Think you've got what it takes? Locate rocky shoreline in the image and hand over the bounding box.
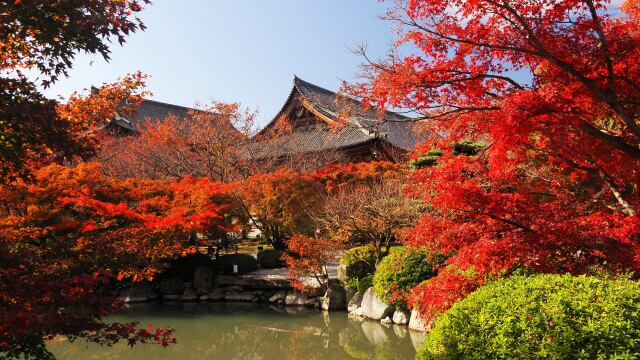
[116,265,429,332]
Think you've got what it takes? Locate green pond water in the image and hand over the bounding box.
[48,302,424,360]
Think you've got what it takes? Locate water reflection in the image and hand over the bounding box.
[48,302,424,360]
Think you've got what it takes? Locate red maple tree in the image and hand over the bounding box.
[0,163,234,358]
[350,0,640,321]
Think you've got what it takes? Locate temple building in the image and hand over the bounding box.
[102,97,197,135]
[104,76,419,164]
[252,76,418,163]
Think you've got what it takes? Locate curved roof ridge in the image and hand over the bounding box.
[256,75,414,145]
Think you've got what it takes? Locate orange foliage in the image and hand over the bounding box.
[0,163,234,355]
[99,101,258,181]
[234,168,324,250]
[282,235,338,292]
[313,161,401,191]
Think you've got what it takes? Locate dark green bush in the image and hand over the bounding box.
[339,246,378,288]
[357,275,374,294]
[166,252,215,281]
[410,149,443,169]
[214,253,258,275]
[452,140,485,156]
[417,274,640,360]
[257,249,285,268]
[373,247,438,304]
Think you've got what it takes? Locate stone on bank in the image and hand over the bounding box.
[321,282,346,311]
[359,287,394,320]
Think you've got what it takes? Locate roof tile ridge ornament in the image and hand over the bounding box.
[295,76,367,130]
[113,112,131,124]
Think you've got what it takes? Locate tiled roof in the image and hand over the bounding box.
[248,125,376,159]
[110,99,195,132]
[107,77,421,154]
[259,76,419,150]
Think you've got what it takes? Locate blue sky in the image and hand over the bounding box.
[40,1,397,127]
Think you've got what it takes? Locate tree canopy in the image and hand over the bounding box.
[349,0,640,321]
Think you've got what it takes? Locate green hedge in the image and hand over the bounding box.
[257,249,285,268]
[339,246,378,288]
[417,274,640,360]
[214,253,258,275]
[166,252,215,281]
[373,247,437,304]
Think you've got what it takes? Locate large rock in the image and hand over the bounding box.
[408,308,431,332]
[345,286,357,304]
[321,282,346,311]
[305,297,319,307]
[258,290,275,302]
[226,291,260,302]
[226,285,243,293]
[181,287,198,302]
[158,276,184,295]
[285,291,309,306]
[207,288,225,301]
[118,283,158,303]
[360,287,393,320]
[193,266,214,294]
[347,292,364,312]
[269,289,287,303]
[392,308,410,325]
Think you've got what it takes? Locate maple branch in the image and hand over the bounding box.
[460,209,532,233]
[418,72,525,91]
[556,153,637,216]
[487,0,640,138]
[581,123,640,158]
[584,0,616,97]
[596,168,636,216]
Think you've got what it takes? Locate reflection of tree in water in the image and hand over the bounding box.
[339,317,418,360]
[48,303,418,359]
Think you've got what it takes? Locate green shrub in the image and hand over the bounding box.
[166,252,215,281]
[373,247,438,304]
[214,253,258,275]
[417,274,640,360]
[410,149,443,169]
[452,140,485,156]
[339,246,378,288]
[257,249,285,268]
[357,275,374,294]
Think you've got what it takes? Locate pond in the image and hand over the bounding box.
[48,303,425,360]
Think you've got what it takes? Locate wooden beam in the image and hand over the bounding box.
[301,98,337,126]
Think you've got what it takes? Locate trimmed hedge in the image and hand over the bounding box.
[214,253,258,275]
[417,274,640,360]
[339,246,378,288]
[373,247,437,304]
[257,249,285,268]
[167,252,215,281]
